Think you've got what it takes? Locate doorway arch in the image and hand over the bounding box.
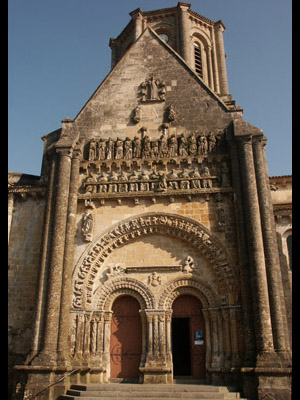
[172,295,206,379]
[110,295,142,380]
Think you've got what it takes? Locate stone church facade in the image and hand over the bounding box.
[8,3,292,400]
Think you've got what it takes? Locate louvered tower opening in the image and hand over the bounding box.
[194,43,203,79]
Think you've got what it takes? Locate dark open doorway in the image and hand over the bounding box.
[172,318,191,376]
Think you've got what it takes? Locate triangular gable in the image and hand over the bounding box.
[74,27,229,123]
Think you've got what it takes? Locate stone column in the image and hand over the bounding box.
[209,309,220,368]
[221,308,232,368]
[214,21,229,95]
[146,313,154,362]
[210,27,220,93]
[57,147,82,364]
[252,136,289,354]
[205,45,214,91]
[202,309,212,370]
[178,3,191,64]
[237,136,274,355]
[103,311,113,380]
[165,310,173,365]
[37,146,73,364]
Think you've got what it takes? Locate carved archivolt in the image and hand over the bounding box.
[72,212,236,310]
[158,277,217,310]
[94,277,156,311]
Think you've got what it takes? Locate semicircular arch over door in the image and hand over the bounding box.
[110,295,142,380]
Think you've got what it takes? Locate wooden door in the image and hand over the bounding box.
[110,295,142,379]
[172,295,206,379]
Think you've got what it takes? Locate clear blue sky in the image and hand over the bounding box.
[8,0,291,177]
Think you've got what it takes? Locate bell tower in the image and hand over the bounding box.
[109,2,232,104]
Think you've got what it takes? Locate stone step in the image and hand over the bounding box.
[57,383,248,400]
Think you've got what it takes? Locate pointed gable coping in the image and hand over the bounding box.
[74,26,230,122]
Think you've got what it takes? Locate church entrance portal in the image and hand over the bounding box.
[110,295,142,380]
[172,295,206,379]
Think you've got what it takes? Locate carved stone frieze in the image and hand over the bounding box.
[80,164,227,197]
[85,130,226,162]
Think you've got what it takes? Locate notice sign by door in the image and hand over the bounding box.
[194,330,204,345]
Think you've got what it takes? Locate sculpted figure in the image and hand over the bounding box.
[201,166,212,188]
[106,138,114,160]
[157,172,167,191]
[178,134,188,156]
[188,132,197,155]
[81,211,93,242]
[148,76,159,99]
[151,139,159,158]
[133,136,141,158]
[167,105,176,121]
[115,138,124,160]
[159,134,169,158]
[168,134,177,157]
[88,139,97,161]
[208,132,216,153]
[124,137,133,159]
[142,135,151,158]
[141,81,147,102]
[133,106,141,123]
[198,133,208,154]
[97,139,106,160]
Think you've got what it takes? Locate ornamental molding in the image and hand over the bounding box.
[72,212,236,310]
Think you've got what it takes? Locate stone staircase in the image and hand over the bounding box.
[58,383,248,400]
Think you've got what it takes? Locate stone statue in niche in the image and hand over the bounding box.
[178,134,188,156]
[123,137,133,159]
[159,134,169,158]
[81,211,93,242]
[188,132,197,155]
[106,138,114,160]
[97,139,106,160]
[168,134,177,157]
[133,136,142,158]
[88,139,97,161]
[198,133,208,154]
[115,138,124,160]
[142,135,151,158]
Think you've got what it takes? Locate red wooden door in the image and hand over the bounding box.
[110,296,142,379]
[172,295,206,379]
